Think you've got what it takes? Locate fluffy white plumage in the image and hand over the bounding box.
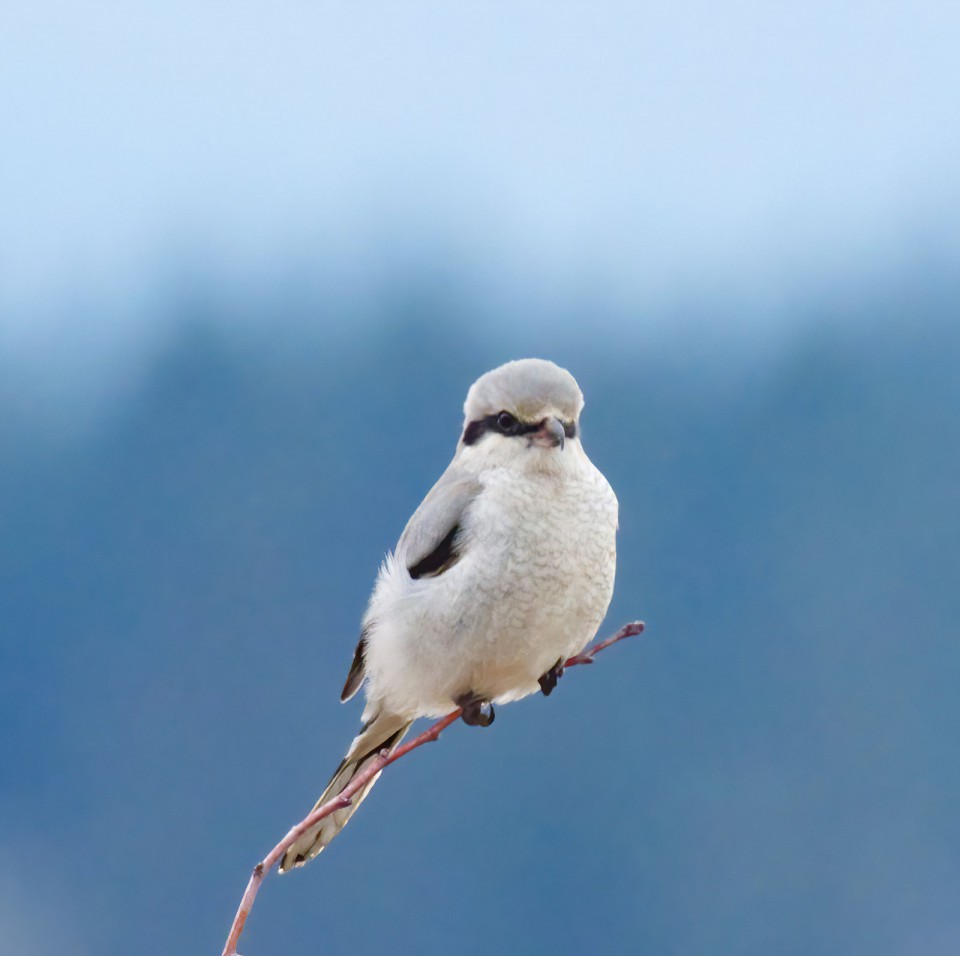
[280,358,618,871]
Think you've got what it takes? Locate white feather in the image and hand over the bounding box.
[282,358,619,869]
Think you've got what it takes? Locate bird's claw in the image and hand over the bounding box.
[538,658,565,696]
[456,692,496,727]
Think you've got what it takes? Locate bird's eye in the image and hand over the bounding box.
[496,411,517,432]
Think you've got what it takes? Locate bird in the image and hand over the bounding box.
[280,358,618,872]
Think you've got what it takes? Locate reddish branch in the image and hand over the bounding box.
[222,620,644,956]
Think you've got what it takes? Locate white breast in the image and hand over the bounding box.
[361,453,618,719]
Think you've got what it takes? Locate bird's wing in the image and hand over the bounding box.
[396,464,481,578]
[340,625,370,701]
[340,464,481,702]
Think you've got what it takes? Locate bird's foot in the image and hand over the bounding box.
[455,692,496,727]
[538,658,565,697]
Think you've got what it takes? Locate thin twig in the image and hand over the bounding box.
[565,619,644,665]
[222,620,644,956]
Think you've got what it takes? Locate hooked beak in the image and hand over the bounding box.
[533,417,565,450]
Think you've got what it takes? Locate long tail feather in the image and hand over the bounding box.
[279,712,412,872]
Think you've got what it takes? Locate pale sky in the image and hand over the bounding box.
[2,0,959,350]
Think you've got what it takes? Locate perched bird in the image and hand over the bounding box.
[280,358,618,871]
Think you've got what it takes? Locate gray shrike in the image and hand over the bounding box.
[280,358,618,871]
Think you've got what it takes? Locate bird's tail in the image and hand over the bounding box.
[279,712,412,872]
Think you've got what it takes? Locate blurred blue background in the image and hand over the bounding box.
[2,3,959,954]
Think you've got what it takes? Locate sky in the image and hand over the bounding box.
[3,7,960,953]
[3,309,958,956]
[2,0,959,358]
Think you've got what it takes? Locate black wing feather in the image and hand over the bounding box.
[341,628,368,701]
[407,523,463,579]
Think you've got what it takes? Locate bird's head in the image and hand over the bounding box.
[457,358,585,474]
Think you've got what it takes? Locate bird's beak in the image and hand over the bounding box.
[533,417,565,450]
